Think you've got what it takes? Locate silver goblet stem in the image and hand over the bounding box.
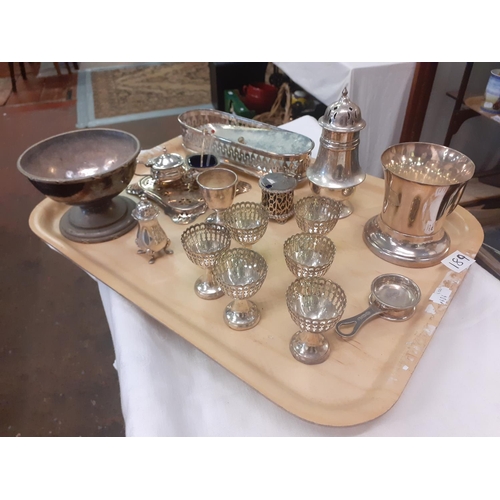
[206,209,226,225]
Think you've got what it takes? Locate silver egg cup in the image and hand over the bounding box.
[283,233,336,278]
[213,248,268,331]
[223,201,269,249]
[295,196,341,235]
[181,223,231,300]
[286,277,347,365]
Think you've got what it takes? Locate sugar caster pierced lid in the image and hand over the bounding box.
[307,87,366,191]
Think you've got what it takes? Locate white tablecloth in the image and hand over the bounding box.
[96,117,500,437]
[274,62,416,178]
[98,263,500,437]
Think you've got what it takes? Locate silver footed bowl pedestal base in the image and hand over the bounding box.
[59,196,137,243]
[289,330,330,365]
[363,215,451,268]
[223,299,261,331]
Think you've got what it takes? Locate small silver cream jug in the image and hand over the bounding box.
[131,195,172,264]
[307,87,366,218]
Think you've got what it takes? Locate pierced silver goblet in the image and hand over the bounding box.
[213,248,268,330]
[286,277,347,365]
[295,196,341,235]
[196,167,238,224]
[181,223,231,300]
[283,233,336,278]
[222,201,269,249]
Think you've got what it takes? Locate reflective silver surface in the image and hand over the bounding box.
[363,142,475,267]
[309,184,355,219]
[17,128,141,243]
[18,128,140,186]
[181,223,231,300]
[179,109,314,180]
[259,172,297,224]
[127,173,251,226]
[283,233,336,278]
[294,196,341,235]
[140,148,185,186]
[132,195,172,264]
[335,274,421,339]
[213,248,268,330]
[307,88,366,191]
[127,182,206,225]
[286,277,347,365]
[223,202,269,248]
[205,124,314,155]
[197,168,238,224]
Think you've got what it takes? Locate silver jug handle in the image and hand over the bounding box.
[335,306,382,339]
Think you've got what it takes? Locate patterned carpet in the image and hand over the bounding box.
[90,62,211,119]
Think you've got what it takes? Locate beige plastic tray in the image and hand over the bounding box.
[29,136,484,427]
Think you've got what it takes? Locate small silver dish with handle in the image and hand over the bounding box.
[335,274,421,340]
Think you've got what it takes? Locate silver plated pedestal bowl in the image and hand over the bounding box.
[17,128,141,243]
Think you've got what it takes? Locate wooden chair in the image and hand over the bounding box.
[8,62,80,92]
[8,62,27,93]
[53,63,79,76]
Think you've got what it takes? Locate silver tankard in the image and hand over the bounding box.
[363,142,475,267]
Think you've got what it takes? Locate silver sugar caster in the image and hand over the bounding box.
[306,87,366,218]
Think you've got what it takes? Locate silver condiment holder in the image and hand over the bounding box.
[306,87,366,218]
[139,147,185,188]
[131,195,172,264]
[259,172,297,224]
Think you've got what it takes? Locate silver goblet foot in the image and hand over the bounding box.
[195,269,224,300]
[328,187,355,219]
[290,330,330,365]
[224,298,261,330]
[205,210,225,225]
[336,200,353,218]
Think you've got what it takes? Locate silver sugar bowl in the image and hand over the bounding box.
[132,195,172,264]
[141,148,185,187]
[307,87,366,218]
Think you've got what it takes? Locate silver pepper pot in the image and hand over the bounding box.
[306,87,366,218]
[131,195,173,264]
